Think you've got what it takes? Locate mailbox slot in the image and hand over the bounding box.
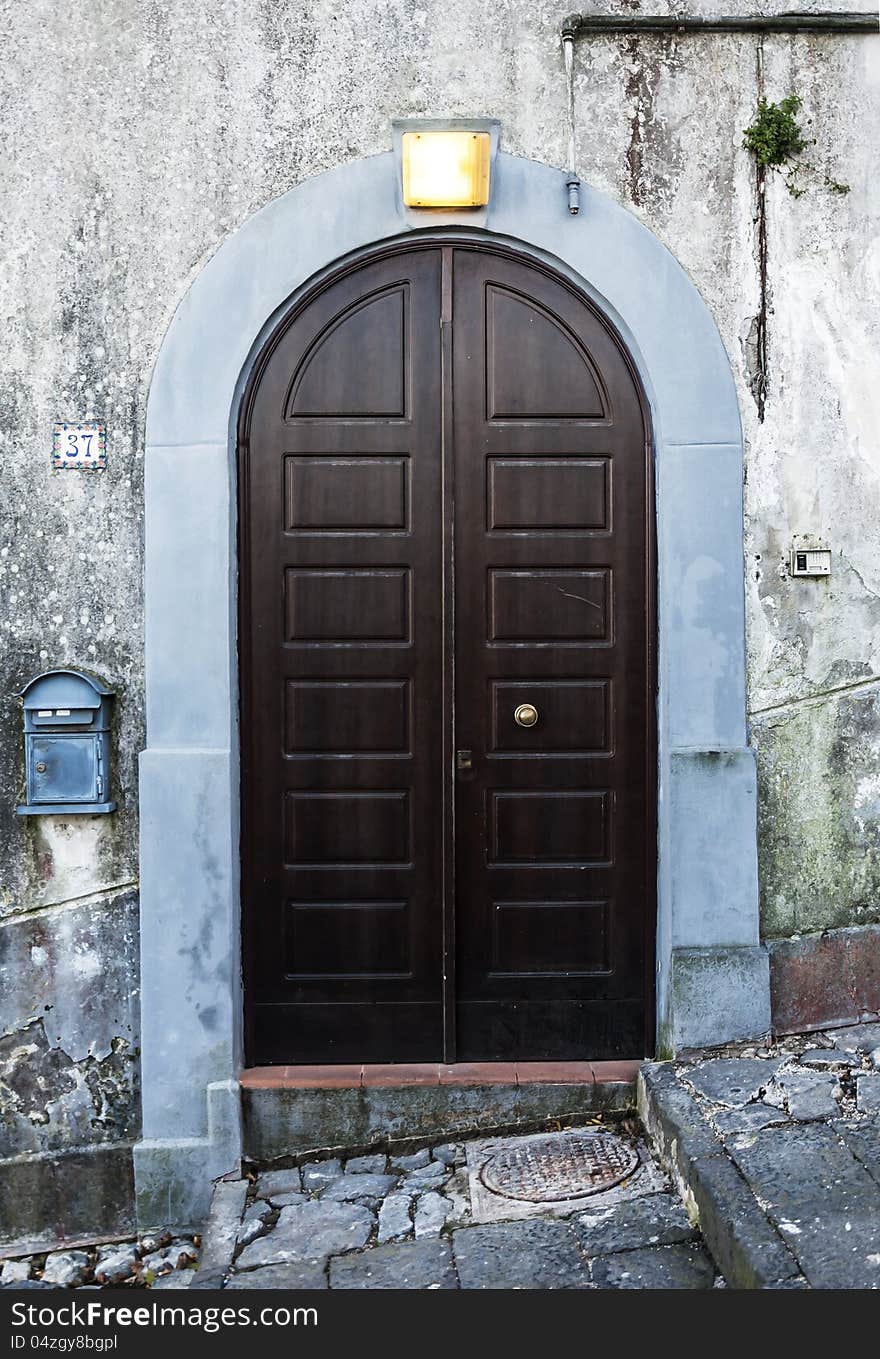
[31,708,96,727]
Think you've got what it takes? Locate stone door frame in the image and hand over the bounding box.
[135,150,768,1228]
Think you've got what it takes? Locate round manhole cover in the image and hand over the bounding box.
[479,1130,640,1203]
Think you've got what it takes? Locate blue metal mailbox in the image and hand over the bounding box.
[16,669,116,815]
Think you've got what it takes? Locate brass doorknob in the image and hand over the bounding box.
[514,703,539,728]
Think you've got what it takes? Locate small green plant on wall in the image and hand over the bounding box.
[743,94,808,195]
[743,94,849,198]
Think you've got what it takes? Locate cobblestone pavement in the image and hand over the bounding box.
[5,1023,878,1290]
[0,1233,200,1289]
[644,1022,880,1290]
[220,1119,720,1290]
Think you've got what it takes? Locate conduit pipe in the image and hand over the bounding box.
[559,10,879,213]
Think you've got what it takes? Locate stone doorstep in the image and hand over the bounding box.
[241,1065,640,1164]
[240,1061,642,1089]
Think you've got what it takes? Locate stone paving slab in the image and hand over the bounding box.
[190,1178,248,1288]
[235,1201,373,1270]
[255,1168,301,1199]
[590,1244,716,1290]
[329,1239,457,1289]
[322,1173,398,1203]
[377,1191,413,1243]
[266,1191,306,1209]
[838,1118,880,1189]
[800,1048,860,1069]
[771,1070,841,1120]
[684,1058,785,1108]
[345,1155,388,1175]
[225,1261,328,1289]
[413,1192,453,1237]
[451,1219,592,1290]
[300,1160,342,1193]
[684,1149,800,1289]
[638,1063,720,1177]
[856,1073,880,1113]
[829,1023,880,1054]
[573,1192,697,1255]
[711,1105,789,1136]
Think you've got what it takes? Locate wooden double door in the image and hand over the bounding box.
[240,240,653,1065]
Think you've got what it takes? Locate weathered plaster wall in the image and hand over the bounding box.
[747,35,880,953]
[0,0,878,1239]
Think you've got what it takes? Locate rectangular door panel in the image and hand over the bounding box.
[490,680,610,755]
[284,568,411,643]
[487,457,610,532]
[489,790,611,865]
[284,791,411,865]
[284,680,410,756]
[285,900,411,977]
[454,1002,646,1063]
[490,900,611,976]
[284,456,409,532]
[488,569,610,643]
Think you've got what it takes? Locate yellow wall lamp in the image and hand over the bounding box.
[393,118,500,217]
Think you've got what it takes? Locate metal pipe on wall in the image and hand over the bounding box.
[558,10,879,214]
[562,31,581,214]
[562,11,880,38]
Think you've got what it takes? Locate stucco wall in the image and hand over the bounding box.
[1,0,878,1243]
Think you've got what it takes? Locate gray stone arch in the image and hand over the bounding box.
[135,149,768,1227]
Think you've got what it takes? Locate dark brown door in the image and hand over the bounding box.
[240,241,653,1065]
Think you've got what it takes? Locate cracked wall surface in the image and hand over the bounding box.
[0,0,878,1236]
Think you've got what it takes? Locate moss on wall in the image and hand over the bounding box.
[753,686,880,938]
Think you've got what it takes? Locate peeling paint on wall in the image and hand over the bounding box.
[0,890,139,1161]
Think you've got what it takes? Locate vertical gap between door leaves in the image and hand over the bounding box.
[440,245,457,1063]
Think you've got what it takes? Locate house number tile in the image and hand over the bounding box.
[52,421,107,471]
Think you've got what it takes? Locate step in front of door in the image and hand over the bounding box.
[241,1061,640,1162]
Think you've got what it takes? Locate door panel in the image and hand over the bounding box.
[451,248,650,1059]
[485,286,608,419]
[283,457,409,532]
[241,241,653,1066]
[487,457,610,531]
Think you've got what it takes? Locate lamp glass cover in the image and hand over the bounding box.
[401,131,491,208]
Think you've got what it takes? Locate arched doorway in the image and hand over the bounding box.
[135,149,766,1229]
[239,239,654,1065]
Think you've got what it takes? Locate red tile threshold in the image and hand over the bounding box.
[240,1060,642,1089]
